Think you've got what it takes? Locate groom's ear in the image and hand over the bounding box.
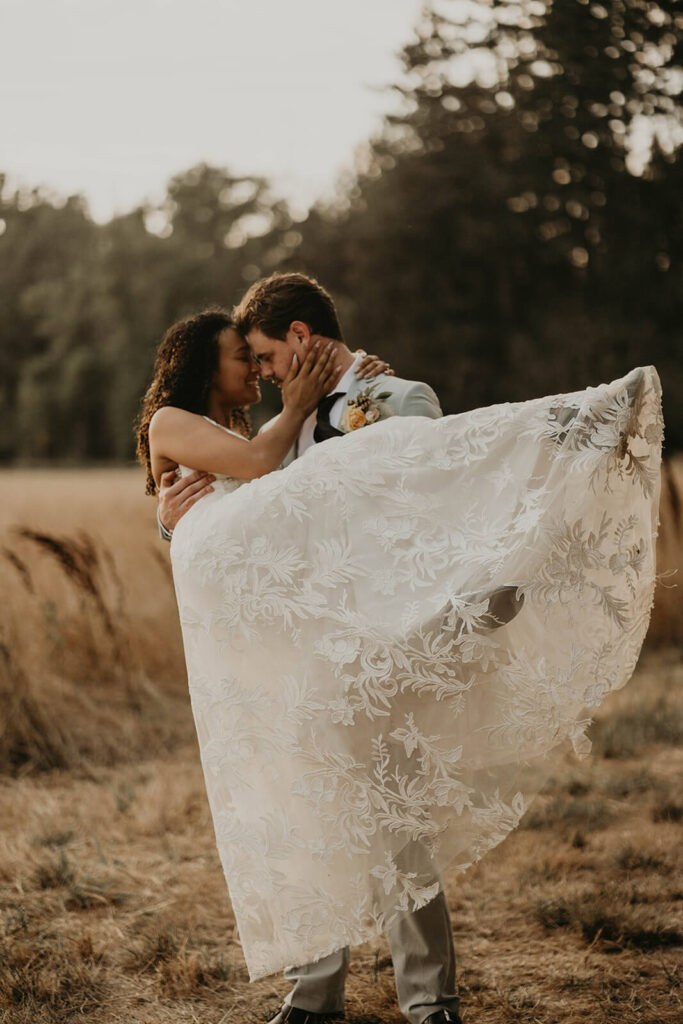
[288,321,312,351]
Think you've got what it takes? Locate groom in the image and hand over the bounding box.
[157,273,462,1024]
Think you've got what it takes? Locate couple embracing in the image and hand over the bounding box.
[136,272,662,1024]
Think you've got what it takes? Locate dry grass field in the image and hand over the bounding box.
[1,462,682,1024]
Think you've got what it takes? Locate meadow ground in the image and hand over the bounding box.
[0,464,681,1024]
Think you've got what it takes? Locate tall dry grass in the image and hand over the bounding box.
[0,468,190,775]
[0,459,681,777]
[650,456,683,644]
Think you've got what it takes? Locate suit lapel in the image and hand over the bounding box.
[342,376,365,411]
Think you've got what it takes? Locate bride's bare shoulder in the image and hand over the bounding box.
[149,406,198,436]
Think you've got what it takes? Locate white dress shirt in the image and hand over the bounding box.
[296,353,362,456]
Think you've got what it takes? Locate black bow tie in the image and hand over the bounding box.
[313,392,345,443]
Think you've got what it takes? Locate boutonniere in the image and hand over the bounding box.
[340,383,392,433]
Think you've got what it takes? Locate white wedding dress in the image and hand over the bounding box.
[170,366,662,981]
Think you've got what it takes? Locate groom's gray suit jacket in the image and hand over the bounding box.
[262,372,442,466]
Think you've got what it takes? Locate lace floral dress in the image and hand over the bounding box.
[170,366,663,980]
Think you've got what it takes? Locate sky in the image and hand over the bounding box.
[1,0,424,221]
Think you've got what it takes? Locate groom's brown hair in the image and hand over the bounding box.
[234,272,344,341]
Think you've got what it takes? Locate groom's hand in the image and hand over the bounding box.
[158,469,215,533]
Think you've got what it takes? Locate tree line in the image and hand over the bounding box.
[1,0,681,462]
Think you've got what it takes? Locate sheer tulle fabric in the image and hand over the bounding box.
[170,366,662,980]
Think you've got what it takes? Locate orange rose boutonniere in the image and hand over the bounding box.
[339,384,392,433]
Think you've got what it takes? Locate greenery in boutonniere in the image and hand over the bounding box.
[340,383,392,432]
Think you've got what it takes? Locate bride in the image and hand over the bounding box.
[136,297,663,990]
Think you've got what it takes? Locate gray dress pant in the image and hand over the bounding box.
[283,883,460,1024]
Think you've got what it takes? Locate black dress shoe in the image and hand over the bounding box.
[266,1005,345,1024]
[422,1011,462,1024]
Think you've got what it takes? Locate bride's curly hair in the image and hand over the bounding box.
[135,308,252,496]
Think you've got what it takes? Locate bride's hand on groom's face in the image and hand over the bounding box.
[282,340,341,418]
[158,469,215,532]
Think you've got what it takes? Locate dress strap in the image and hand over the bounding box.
[202,415,247,440]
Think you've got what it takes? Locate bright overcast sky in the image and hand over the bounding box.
[2,0,423,221]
